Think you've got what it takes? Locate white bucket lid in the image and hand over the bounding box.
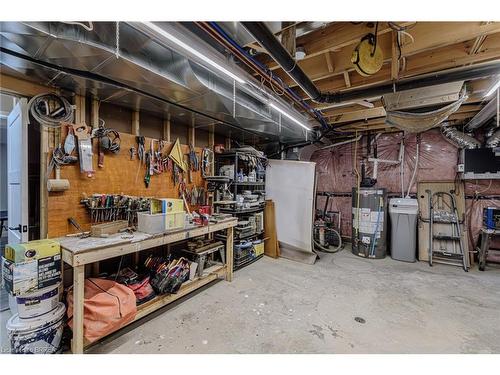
[6,302,66,334]
[13,281,61,300]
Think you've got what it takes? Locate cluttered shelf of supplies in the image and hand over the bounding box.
[56,216,236,352]
[211,148,268,270]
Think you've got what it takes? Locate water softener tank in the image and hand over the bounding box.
[351,187,387,259]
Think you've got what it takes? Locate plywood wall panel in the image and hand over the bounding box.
[47,130,206,237]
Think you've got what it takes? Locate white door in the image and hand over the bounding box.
[7,98,29,244]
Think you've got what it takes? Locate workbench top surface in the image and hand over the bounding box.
[56,218,237,254]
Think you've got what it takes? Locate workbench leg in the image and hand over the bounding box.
[225,227,233,281]
[71,265,85,354]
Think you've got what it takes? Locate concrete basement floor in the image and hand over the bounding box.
[2,247,500,354]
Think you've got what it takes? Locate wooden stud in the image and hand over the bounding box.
[189,115,196,146]
[225,137,231,150]
[163,113,171,142]
[74,95,86,125]
[71,265,85,354]
[325,52,334,73]
[208,124,215,148]
[132,110,140,136]
[39,127,49,239]
[281,22,296,57]
[90,97,100,129]
[225,226,234,282]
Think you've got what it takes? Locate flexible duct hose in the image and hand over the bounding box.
[441,126,481,149]
[486,128,500,148]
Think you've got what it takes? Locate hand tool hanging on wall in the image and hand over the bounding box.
[201,147,214,178]
[64,126,76,156]
[81,194,150,225]
[94,121,121,168]
[136,136,145,163]
[144,152,152,188]
[129,147,136,160]
[70,123,94,177]
[47,144,77,192]
[188,144,199,171]
[67,217,90,238]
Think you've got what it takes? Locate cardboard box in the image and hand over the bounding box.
[3,239,60,263]
[2,239,61,295]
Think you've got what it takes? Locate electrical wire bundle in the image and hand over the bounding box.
[28,93,74,128]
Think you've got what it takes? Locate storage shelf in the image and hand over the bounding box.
[216,231,264,241]
[218,206,265,214]
[83,265,226,350]
[233,181,265,186]
[234,253,264,271]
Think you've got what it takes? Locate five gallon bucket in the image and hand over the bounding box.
[7,302,66,354]
[8,282,61,319]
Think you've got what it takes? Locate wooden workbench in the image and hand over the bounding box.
[57,218,237,354]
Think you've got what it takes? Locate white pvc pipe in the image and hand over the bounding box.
[406,141,419,198]
[319,135,362,150]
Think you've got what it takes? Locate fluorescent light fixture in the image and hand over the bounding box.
[269,102,310,131]
[142,22,245,84]
[485,77,500,97]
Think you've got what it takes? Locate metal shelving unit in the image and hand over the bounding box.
[214,150,267,270]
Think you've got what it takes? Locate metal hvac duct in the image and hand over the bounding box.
[464,97,498,131]
[241,22,500,104]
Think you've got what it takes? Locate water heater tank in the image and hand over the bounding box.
[352,187,387,259]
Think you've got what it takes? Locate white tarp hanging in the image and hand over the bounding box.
[265,160,317,262]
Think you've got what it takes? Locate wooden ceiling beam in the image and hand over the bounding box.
[327,106,387,124]
[272,23,500,90]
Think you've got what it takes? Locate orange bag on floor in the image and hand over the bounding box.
[67,278,137,343]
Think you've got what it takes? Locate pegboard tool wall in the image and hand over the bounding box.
[47,131,208,238]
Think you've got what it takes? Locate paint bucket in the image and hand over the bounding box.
[6,302,66,354]
[9,282,61,319]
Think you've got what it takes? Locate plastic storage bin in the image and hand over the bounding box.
[137,212,166,234]
[165,211,185,230]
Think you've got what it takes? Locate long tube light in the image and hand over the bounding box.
[142,22,245,84]
[485,77,500,97]
[269,102,310,131]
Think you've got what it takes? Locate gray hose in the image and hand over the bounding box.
[28,93,74,128]
[313,228,343,253]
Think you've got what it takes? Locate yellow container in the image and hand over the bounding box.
[4,239,60,263]
[253,241,264,257]
[150,198,185,214]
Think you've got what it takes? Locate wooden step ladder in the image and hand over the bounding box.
[426,190,469,272]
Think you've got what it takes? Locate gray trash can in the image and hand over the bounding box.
[389,198,418,262]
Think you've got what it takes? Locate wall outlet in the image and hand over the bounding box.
[457,164,464,172]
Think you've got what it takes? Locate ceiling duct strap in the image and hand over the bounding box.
[385,92,467,133]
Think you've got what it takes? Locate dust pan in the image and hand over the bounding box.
[168,138,187,171]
